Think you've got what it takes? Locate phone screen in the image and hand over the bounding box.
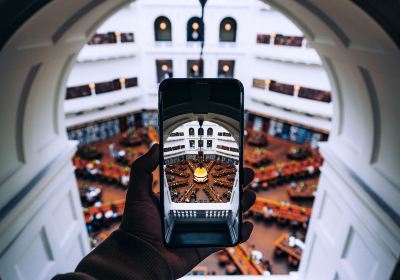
[159,78,243,247]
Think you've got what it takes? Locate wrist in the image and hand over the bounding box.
[76,229,173,280]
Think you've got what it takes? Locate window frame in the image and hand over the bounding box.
[154,16,172,42]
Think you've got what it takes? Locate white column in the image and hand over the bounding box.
[0,142,90,279]
[299,145,400,280]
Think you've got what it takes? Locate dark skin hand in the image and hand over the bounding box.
[120,143,256,279]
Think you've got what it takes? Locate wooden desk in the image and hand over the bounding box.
[73,157,130,186]
[204,184,222,203]
[187,160,197,172]
[211,168,236,178]
[225,243,267,275]
[251,197,311,225]
[84,200,125,223]
[168,179,189,189]
[205,160,216,172]
[287,182,316,199]
[253,155,323,188]
[274,233,302,266]
[287,146,311,161]
[239,243,266,275]
[165,168,190,178]
[213,179,233,189]
[225,246,259,275]
[116,148,144,166]
[120,131,144,147]
[244,148,272,167]
[179,183,196,203]
[76,146,103,160]
[246,129,268,147]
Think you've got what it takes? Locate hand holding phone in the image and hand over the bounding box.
[120,144,256,278]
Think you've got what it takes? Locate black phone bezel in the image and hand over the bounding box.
[158,78,244,248]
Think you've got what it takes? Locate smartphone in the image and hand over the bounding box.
[159,78,244,247]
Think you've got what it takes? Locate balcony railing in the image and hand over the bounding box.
[66,77,138,100]
[252,78,331,103]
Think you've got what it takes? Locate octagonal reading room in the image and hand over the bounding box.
[1,0,399,280]
[164,121,239,204]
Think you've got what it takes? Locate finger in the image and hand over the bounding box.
[150,192,161,208]
[240,221,254,242]
[243,167,254,188]
[195,246,223,262]
[153,192,160,202]
[171,246,222,279]
[127,143,159,199]
[242,189,256,212]
[130,143,159,175]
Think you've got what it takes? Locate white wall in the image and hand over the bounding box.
[300,144,399,279]
[251,3,303,36]
[67,57,141,86]
[64,0,332,131]
[0,143,90,279]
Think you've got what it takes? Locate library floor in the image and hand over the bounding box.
[199,179,315,275]
[165,159,235,203]
[75,133,319,275]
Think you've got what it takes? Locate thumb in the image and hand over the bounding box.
[126,143,159,200]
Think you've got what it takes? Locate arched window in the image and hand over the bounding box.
[198,127,204,136]
[154,16,172,41]
[189,127,195,136]
[207,127,213,136]
[187,17,203,42]
[187,60,203,78]
[156,59,173,83]
[219,17,237,42]
[218,60,235,78]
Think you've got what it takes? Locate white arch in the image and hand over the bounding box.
[0,0,399,279]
